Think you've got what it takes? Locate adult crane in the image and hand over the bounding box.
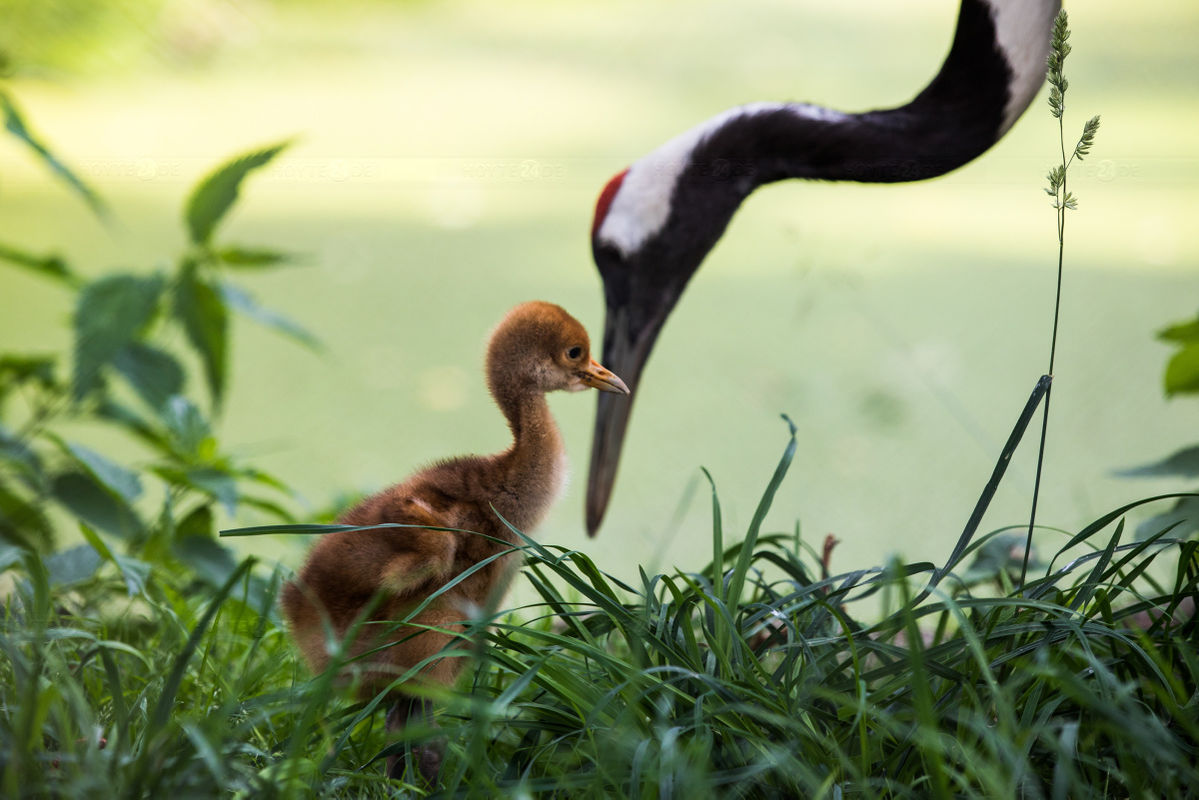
[585,0,1061,535]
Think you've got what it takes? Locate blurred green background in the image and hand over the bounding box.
[2,0,1196,584]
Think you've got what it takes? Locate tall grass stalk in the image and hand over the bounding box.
[1022,10,1102,589]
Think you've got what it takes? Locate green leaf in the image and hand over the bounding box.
[73,274,165,400]
[1117,446,1199,480]
[239,495,295,522]
[0,357,59,421]
[0,425,44,490]
[152,466,238,514]
[0,241,77,286]
[1164,343,1199,396]
[0,355,57,390]
[173,532,240,588]
[0,479,52,549]
[173,263,228,406]
[177,504,214,539]
[112,552,151,596]
[59,440,143,505]
[112,342,185,411]
[0,89,107,219]
[161,395,213,458]
[76,521,116,561]
[958,533,1044,586]
[186,468,238,514]
[241,467,292,494]
[0,543,23,573]
[185,141,290,246]
[216,246,298,269]
[44,543,102,587]
[79,523,150,596]
[1158,315,1199,344]
[94,399,171,454]
[1135,496,1199,541]
[51,472,143,541]
[219,282,320,350]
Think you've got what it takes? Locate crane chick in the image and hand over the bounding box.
[280,301,629,783]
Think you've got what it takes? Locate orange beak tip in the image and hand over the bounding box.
[584,359,631,395]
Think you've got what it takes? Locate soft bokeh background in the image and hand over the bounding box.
[2,0,1196,586]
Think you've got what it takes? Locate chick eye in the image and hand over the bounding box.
[566,346,584,360]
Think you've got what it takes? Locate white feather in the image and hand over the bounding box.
[597,102,802,258]
[986,0,1060,134]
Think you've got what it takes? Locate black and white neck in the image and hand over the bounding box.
[586,0,1061,536]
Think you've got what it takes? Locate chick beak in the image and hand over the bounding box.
[579,359,630,395]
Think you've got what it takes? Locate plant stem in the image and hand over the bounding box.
[1022,12,1075,592]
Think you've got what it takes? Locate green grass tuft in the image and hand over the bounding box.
[4,423,1196,798]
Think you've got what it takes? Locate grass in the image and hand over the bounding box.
[2,418,1196,797]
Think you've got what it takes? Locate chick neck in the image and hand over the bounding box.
[486,364,565,533]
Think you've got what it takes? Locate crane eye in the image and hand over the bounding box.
[566,346,584,360]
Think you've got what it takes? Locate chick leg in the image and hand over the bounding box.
[385,695,443,784]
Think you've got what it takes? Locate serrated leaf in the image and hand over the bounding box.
[1164,344,1199,396]
[219,282,319,350]
[51,472,143,541]
[1116,446,1199,479]
[60,441,143,505]
[0,241,77,286]
[0,90,106,219]
[185,141,290,246]
[174,263,228,406]
[73,274,165,400]
[94,399,171,454]
[216,246,297,269]
[112,342,185,411]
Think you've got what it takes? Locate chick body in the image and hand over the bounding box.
[279,301,628,780]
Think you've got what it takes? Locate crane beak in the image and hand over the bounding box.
[585,301,670,537]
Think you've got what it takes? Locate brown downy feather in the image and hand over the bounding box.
[279,301,628,782]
